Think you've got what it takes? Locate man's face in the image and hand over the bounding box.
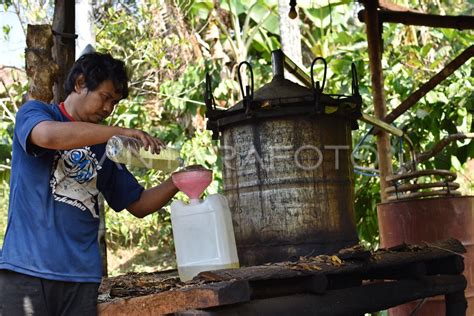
[75,79,122,123]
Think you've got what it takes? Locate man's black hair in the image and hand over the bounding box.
[64,52,129,99]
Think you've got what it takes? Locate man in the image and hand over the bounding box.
[0,52,179,315]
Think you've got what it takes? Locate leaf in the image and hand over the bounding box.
[0,144,11,162]
[456,145,469,164]
[420,44,433,58]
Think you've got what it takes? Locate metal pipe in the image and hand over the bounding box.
[271,50,285,78]
[275,49,312,86]
[359,114,417,171]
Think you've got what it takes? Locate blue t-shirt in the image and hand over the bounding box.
[0,100,144,283]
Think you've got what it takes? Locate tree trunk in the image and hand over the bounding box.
[25,25,58,103]
[278,0,302,82]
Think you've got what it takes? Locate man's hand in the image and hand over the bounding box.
[120,128,165,154]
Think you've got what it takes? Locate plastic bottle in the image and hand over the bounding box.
[105,135,181,172]
[170,194,240,281]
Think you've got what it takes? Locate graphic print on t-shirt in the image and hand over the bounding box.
[50,147,101,218]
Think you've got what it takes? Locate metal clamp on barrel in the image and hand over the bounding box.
[349,63,363,127]
[237,61,254,116]
[351,63,360,98]
[204,73,220,140]
[205,73,217,113]
[310,57,327,114]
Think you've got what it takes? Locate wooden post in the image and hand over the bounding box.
[445,290,468,316]
[363,0,393,202]
[52,0,76,103]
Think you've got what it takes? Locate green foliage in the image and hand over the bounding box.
[0,0,473,268]
[296,0,473,247]
[182,0,279,105]
[0,72,27,246]
[1,0,13,10]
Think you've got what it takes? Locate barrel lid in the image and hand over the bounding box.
[228,76,313,113]
[204,53,363,139]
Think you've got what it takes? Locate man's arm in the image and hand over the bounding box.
[126,178,179,218]
[31,121,180,217]
[30,121,163,153]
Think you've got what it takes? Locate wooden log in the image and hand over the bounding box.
[426,255,464,276]
[99,240,466,315]
[445,290,468,316]
[359,9,474,30]
[97,280,250,316]
[359,261,427,281]
[249,274,328,299]
[177,275,467,316]
[25,24,58,103]
[199,239,465,283]
[367,239,465,270]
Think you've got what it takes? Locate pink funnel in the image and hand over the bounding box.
[172,169,213,200]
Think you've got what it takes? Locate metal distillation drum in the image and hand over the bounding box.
[206,51,362,266]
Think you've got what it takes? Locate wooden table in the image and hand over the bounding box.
[98,239,467,316]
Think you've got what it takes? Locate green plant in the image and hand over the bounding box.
[0,70,28,246]
[0,0,472,268]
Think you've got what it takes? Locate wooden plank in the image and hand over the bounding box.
[359,9,474,30]
[362,0,393,202]
[98,240,465,315]
[177,275,467,316]
[201,239,465,282]
[446,290,469,316]
[383,45,474,126]
[98,280,249,315]
[97,280,250,316]
[249,274,328,299]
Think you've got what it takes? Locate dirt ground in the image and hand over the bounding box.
[106,246,176,276]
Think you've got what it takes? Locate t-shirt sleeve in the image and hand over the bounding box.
[99,161,144,212]
[15,100,56,156]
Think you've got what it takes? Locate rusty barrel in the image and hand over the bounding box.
[377,196,474,316]
[221,114,358,266]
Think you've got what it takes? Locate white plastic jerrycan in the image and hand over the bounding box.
[170,168,239,281]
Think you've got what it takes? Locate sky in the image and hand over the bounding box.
[0,2,95,69]
[0,7,26,68]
